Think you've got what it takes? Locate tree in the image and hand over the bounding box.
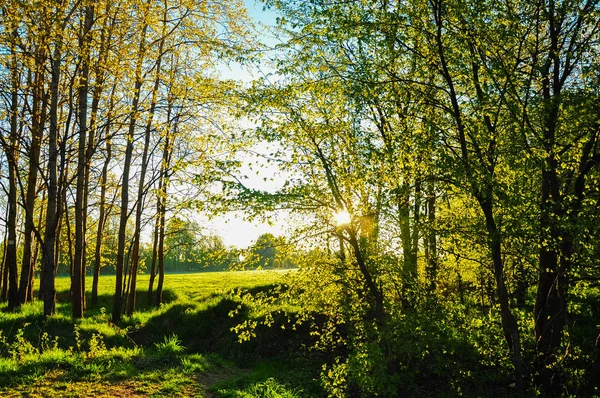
[17,26,46,306]
[517,0,600,387]
[87,0,117,308]
[0,10,21,310]
[126,0,171,316]
[72,0,95,319]
[111,0,149,323]
[248,233,278,269]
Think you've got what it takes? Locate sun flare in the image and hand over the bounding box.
[333,209,351,226]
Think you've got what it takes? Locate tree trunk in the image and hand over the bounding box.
[113,21,148,323]
[5,32,21,310]
[432,0,523,386]
[534,167,567,388]
[29,192,46,302]
[40,39,62,316]
[533,8,571,387]
[91,136,111,306]
[147,201,160,305]
[152,122,172,306]
[85,9,116,306]
[155,121,175,306]
[127,26,166,315]
[411,180,421,268]
[480,198,523,389]
[155,207,166,306]
[72,4,95,319]
[87,1,115,309]
[515,259,527,308]
[398,188,415,282]
[425,179,437,292]
[65,201,74,283]
[347,230,384,324]
[18,62,46,305]
[0,207,8,300]
[1,236,7,301]
[398,186,416,307]
[6,146,19,311]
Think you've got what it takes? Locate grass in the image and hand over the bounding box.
[0,270,322,397]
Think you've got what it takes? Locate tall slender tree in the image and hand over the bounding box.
[113,8,149,322]
[72,2,95,318]
[126,1,170,315]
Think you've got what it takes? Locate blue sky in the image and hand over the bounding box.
[245,0,278,26]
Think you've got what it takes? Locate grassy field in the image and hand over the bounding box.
[0,270,321,397]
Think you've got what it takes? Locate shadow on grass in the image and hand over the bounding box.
[129,299,246,356]
[0,312,74,348]
[53,288,178,317]
[129,294,317,367]
[0,288,176,354]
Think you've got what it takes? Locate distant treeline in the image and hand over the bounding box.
[38,222,297,276]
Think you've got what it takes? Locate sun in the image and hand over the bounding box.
[333,209,351,226]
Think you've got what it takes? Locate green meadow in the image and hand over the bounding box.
[0,271,321,397]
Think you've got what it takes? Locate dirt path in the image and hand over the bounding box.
[1,367,250,398]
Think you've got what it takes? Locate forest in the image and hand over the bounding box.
[1,0,599,396]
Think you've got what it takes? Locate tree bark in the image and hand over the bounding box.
[397,188,415,283]
[1,236,7,301]
[0,206,8,301]
[28,191,46,302]
[534,165,573,388]
[154,112,175,307]
[127,24,166,314]
[5,29,21,310]
[18,56,46,305]
[155,205,166,306]
[153,129,171,307]
[346,228,384,324]
[113,20,148,323]
[73,4,95,318]
[40,39,62,316]
[91,136,112,307]
[480,198,523,389]
[425,179,437,292]
[147,205,160,305]
[5,143,19,311]
[88,1,114,308]
[154,136,172,307]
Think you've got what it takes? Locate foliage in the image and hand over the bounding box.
[219,377,302,398]
[213,0,600,395]
[239,233,299,270]
[154,334,186,357]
